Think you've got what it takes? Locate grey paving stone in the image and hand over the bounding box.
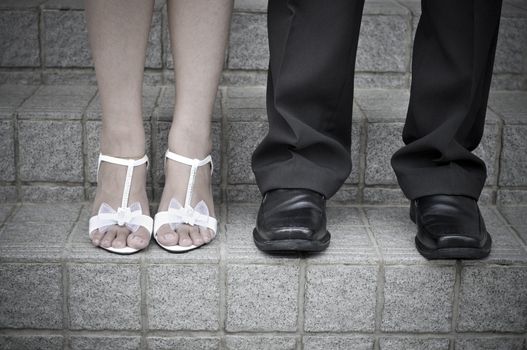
[152,86,176,120]
[304,265,377,332]
[226,184,262,202]
[363,206,414,227]
[499,206,527,227]
[19,184,85,202]
[224,86,266,121]
[326,206,364,226]
[473,123,500,186]
[309,226,378,263]
[69,264,142,330]
[17,85,96,120]
[0,204,14,224]
[379,337,450,350]
[226,264,299,331]
[11,202,82,222]
[146,337,220,350]
[70,336,141,350]
[363,0,410,15]
[491,73,527,90]
[227,203,259,224]
[147,264,220,330]
[0,84,38,118]
[354,72,409,89]
[0,264,63,328]
[43,10,91,67]
[303,336,374,350]
[499,128,524,167]
[0,0,46,8]
[0,120,15,181]
[18,120,83,182]
[510,225,527,245]
[330,186,361,203]
[477,207,527,263]
[0,11,40,67]
[224,336,297,350]
[382,265,455,332]
[234,0,267,12]
[457,266,527,332]
[0,71,41,85]
[494,18,527,74]
[356,15,410,72]
[355,89,410,122]
[0,186,17,202]
[227,121,268,184]
[41,69,97,85]
[347,122,362,184]
[478,187,496,205]
[146,11,163,68]
[85,120,153,183]
[454,337,525,350]
[225,224,300,262]
[371,225,442,264]
[228,13,268,69]
[393,0,421,16]
[498,189,527,205]
[0,335,63,350]
[501,2,527,17]
[363,187,409,205]
[489,91,527,124]
[86,86,161,120]
[153,120,221,185]
[0,221,73,261]
[365,123,405,185]
[41,0,85,9]
[220,70,268,86]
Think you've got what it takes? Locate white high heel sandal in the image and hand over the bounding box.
[153,149,218,253]
[88,153,153,254]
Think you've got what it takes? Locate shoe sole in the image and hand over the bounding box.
[410,202,491,260]
[415,235,492,260]
[252,228,331,253]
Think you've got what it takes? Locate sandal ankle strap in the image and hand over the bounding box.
[164,149,213,209]
[97,153,149,210]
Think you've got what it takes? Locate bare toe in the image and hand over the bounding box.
[199,226,212,243]
[177,225,192,247]
[100,227,117,248]
[189,226,203,246]
[112,227,129,249]
[156,224,179,246]
[91,229,105,246]
[128,227,151,249]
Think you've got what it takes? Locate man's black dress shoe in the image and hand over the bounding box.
[410,195,492,260]
[253,188,330,252]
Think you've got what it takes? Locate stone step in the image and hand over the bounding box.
[1,84,527,205]
[0,0,526,90]
[0,201,526,349]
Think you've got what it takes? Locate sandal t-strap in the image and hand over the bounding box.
[154,149,218,252]
[88,153,153,254]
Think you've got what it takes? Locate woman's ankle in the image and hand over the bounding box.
[100,124,146,157]
[167,127,212,159]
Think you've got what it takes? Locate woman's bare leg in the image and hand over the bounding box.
[156,0,233,247]
[85,0,154,250]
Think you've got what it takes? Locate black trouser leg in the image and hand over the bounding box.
[391,0,503,200]
[251,0,365,198]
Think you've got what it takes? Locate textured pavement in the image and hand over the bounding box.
[0,201,526,349]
